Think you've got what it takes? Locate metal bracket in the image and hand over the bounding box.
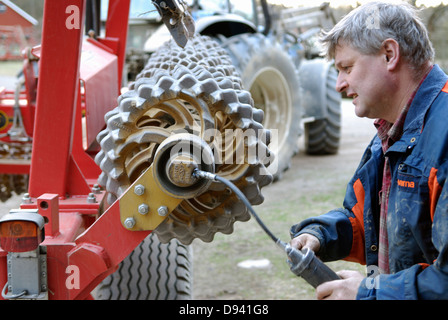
[119,165,183,231]
[119,133,216,231]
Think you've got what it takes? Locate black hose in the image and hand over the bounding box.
[193,169,280,244]
[192,169,340,287]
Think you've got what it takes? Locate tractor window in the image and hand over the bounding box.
[100,0,159,20]
[195,0,255,22]
[228,0,255,22]
[197,0,230,14]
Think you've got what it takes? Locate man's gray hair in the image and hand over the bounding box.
[321,1,434,70]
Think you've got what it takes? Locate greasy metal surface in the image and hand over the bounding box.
[167,155,199,187]
[152,0,195,48]
[95,35,273,244]
[152,133,215,199]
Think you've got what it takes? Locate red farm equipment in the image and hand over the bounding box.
[0,0,142,300]
[0,0,273,300]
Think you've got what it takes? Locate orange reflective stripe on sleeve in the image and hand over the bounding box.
[344,178,367,265]
[442,80,448,93]
[428,167,442,222]
[419,262,430,270]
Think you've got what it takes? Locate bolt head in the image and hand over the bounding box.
[92,184,101,194]
[157,206,169,216]
[138,203,149,215]
[22,193,32,204]
[124,217,136,229]
[87,193,97,203]
[134,184,145,196]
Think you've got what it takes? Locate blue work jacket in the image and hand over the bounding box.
[290,64,448,299]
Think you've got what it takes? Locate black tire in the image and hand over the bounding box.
[303,63,341,155]
[93,234,192,300]
[219,33,302,180]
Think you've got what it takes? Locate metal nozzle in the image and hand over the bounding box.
[192,169,217,181]
[276,239,288,251]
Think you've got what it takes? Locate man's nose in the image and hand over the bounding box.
[335,73,348,93]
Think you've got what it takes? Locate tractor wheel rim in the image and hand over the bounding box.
[249,67,292,153]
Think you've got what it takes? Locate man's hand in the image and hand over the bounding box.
[290,233,321,253]
[316,270,364,300]
[290,234,363,299]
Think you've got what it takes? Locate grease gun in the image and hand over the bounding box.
[193,169,340,289]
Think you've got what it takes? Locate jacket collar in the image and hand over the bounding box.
[385,64,448,155]
[404,64,448,132]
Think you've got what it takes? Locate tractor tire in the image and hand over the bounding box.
[302,61,341,155]
[219,33,302,180]
[93,235,192,300]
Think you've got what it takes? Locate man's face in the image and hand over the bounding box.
[334,43,396,120]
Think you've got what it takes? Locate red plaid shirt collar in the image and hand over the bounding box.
[374,110,407,153]
[374,66,433,151]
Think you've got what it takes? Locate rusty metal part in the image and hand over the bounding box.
[0,74,32,202]
[95,35,273,244]
[0,142,31,202]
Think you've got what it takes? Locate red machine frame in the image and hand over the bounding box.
[0,0,154,299]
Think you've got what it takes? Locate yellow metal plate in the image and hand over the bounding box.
[119,165,183,231]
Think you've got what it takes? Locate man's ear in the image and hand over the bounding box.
[381,38,400,71]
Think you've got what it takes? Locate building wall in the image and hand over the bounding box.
[0,2,34,28]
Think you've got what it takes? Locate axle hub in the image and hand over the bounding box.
[153,133,215,199]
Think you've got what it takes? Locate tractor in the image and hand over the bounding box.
[128,0,342,179]
[0,0,340,300]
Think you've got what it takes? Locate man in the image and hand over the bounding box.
[290,1,448,299]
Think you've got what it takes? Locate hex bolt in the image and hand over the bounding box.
[157,205,169,217]
[22,193,32,204]
[124,217,136,229]
[138,203,149,215]
[134,184,145,196]
[87,193,96,203]
[92,184,101,194]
